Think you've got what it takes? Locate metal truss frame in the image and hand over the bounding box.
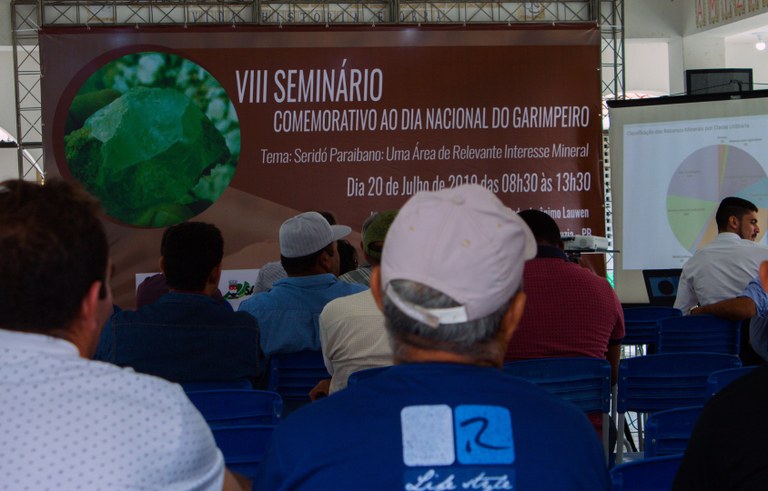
[11,0,623,182]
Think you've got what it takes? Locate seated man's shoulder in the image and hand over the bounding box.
[331,281,368,297]
[323,289,373,312]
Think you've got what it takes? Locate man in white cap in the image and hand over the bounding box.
[238,211,366,357]
[253,185,610,490]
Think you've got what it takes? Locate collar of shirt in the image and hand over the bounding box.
[0,328,79,357]
[535,245,569,261]
[273,273,339,289]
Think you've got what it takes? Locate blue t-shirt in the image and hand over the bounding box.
[238,274,366,356]
[254,363,609,490]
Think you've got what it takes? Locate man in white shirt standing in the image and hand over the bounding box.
[675,196,768,314]
[0,179,248,491]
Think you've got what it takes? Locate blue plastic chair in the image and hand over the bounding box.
[503,358,612,462]
[615,353,741,463]
[185,389,282,427]
[211,425,276,479]
[644,405,702,458]
[610,454,683,491]
[181,379,252,392]
[706,366,757,399]
[657,315,740,355]
[268,350,330,413]
[623,307,682,346]
[347,366,391,385]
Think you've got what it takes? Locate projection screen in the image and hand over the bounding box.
[608,90,768,303]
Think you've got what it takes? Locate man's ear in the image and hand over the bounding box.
[728,215,740,231]
[74,280,104,347]
[159,257,166,275]
[499,290,526,346]
[317,249,332,274]
[760,261,768,291]
[208,263,223,287]
[370,266,384,312]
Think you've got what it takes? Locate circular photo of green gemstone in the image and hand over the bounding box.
[63,52,240,228]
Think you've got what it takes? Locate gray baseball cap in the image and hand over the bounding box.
[380,184,536,327]
[279,211,352,258]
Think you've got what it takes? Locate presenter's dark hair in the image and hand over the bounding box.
[161,221,223,291]
[715,197,758,231]
[0,179,108,332]
[518,209,561,247]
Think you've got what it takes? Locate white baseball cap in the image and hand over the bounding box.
[380,184,537,327]
[279,211,351,258]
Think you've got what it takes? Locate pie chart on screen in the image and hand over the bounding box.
[666,144,768,253]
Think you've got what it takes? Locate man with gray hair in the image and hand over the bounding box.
[254,184,609,490]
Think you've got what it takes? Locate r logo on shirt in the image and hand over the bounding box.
[400,404,515,467]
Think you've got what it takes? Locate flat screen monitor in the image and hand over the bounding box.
[686,68,753,95]
[643,269,682,307]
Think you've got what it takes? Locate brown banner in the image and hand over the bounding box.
[40,25,603,307]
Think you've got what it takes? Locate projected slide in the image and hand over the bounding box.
[623,114,768,270]
[667,145,768,253]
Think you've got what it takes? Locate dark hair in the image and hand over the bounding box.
[0,179,108,332]
[281,242,334,275]
[160,221,223,291]
[518,209,561,246]
[337,239,359,275]
[715,197,758,231]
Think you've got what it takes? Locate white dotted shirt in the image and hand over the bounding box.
[0,328,225,491]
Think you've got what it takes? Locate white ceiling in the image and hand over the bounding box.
[703,11,768,44]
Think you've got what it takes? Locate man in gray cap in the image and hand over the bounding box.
[253,185,610,490]
[238,211,366,357]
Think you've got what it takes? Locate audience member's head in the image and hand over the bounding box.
[254,260,288,293]
[280,211,351,277]
[135,273,169,308]
[160,221,223,292]
[372,184,536,367]
[363,210,398,266]
[715,196,759,238]
[518,209,563,248]
[0,179,110,342]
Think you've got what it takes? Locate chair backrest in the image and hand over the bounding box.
[610,454,683,491]
[347,366,391,386]
[617,353,742,414]
[210,425,276,479]
[706,366,757,399]
[268,350,330,400]
[181,379,253,392]
[644,405,703,458]
[503,357,611,414]
[185,389,283,427]
[623,307,682,345]
[657,315,740,355]
[504,358,613,463]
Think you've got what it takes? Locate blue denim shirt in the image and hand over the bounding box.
[741,276,768,361]
[95,292,262,383]
[238,274,367,357]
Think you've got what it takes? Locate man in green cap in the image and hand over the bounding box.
[338,211,397,287]
[312,210,398,397]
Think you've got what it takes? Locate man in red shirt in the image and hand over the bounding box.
[505,209,624,383]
